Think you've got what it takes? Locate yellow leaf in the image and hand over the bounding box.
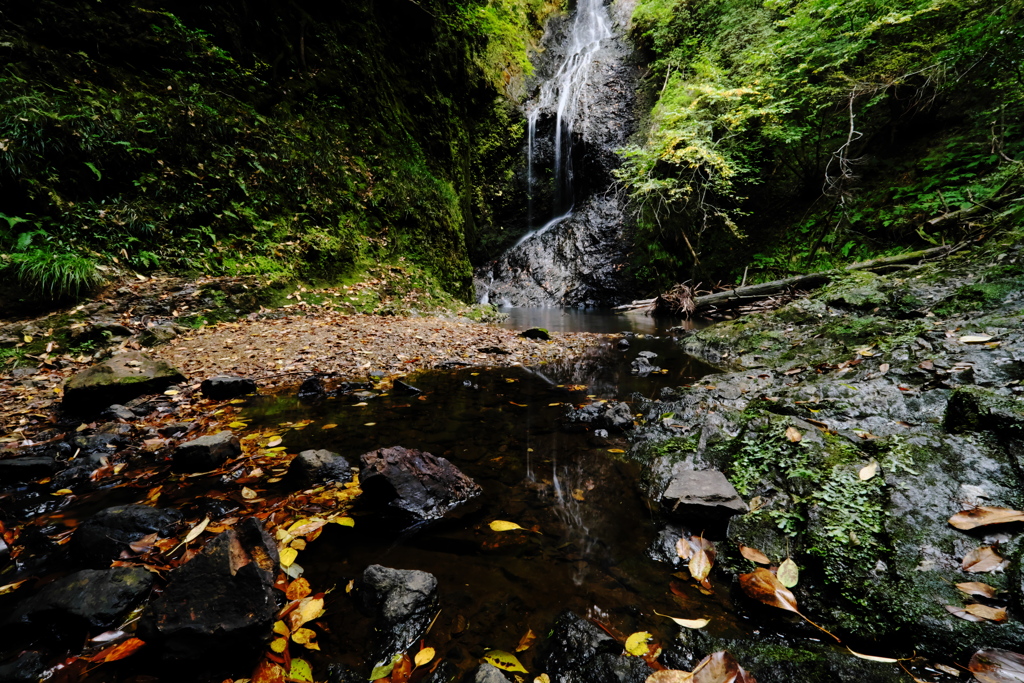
[960,335,993,343]
[280,547,298,568]
[535,676,551,683]
[270,637,288,653]
[483,650,528,673]
[228,421,249,429]
[332,516,355,527]
[241,487,258,500]
[267,437,283,448]
[364,422,376,426]
[858,462,878,481]
[288,596,324,631]
[414,647,436,667]
[52,488,74,496]
[23,334,33,343]
[291,628,317,645]
[322,423,338,430]
[289,658,313,683]
[490,520,526,532]
[516,629,537,652]
[625,632,652,657]
[273,620,290,636]
[654,611,709,629]
[607,448,626,453]
[777,558,799,588]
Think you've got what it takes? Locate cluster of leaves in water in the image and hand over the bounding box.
[617,0,1024,289]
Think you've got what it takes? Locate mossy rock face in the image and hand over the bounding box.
[62,351,185,414]
[819,271,887,309]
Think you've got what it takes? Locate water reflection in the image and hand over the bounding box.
[496,307,707,336]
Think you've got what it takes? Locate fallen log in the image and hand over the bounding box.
[621,243,964,318]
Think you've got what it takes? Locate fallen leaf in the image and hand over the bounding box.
[291,627,320,650]
[859,462,878,481]
[87,638,146,663]
[879,363,890,374]
[675,537,693,560]
[949,506,1024,530]
[289,658,314,682]
[183,516,210,544]
[288,595,325,631]
[267,437,283,448]
[970,649,1024,683]
[946,604,987,622]
[252,657,287,683]
[740,568,799,613]
[516,629,538,652]
[241,487,258,500]
[490,520,531,533]
[956,581,998,599]
[625,632,653,657]
[654,611,710,629]
[279,547,298,568]
[535,675,552,683]
[690,651,756,683]
[963,546,1006,573]
[689,548,713,583]
[965,604,1008,622]
[370,653,403,681]
[738,545,770,565]
[484,650,528,673]
[960,335,994,343]
[646,671,694,683]
[777,558,799,588]
[273,620,289,636]
[414,647,436,667]
[607,448,626,453]
[286,578,312,601]
[0,579,28,596]
[846,647,898,663]
[270,636,288,653]
[785,426,802,442]
[322,423,337,429]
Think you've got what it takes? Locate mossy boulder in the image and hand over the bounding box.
[62,351,185,414]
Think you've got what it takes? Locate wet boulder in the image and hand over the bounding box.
[200,375,258,400]
[62,351,185,414]
[6,567,153,633]
[565,401,634,433]
[171,431,240,473]
[359,446,481,522]
[658,467,748,534]
[0,651,48,683]
[71,504,182,569]
[298,375,327,401]
[287,449,353,488]
[520,327,551,341]
[472,664,511,683]
[138,518,280,660]
[0,454,59,483]
[357,564,439,672]
[538,610,622,683]
[631,351,661,376]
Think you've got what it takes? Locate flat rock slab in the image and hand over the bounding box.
[62,351,185,413]
[7,567,153,632]
[661,468,748,523]
[287,449,352,488]
[172,431,241,473]
[360,446,481,522]
[200,375,257,401]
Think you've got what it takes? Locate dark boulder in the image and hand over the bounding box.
[6,567,153,633]
[0,651,48,683]
[62,351,185,414]
[630,351,661,376]
[101,404,136,421]
[298,375,327,401]
[0,455,59,483]
[171,431,240,473]
[70,504,182,569]
[520,327,551,341]
[357,564,439,672]
[359,446,481,522]
[538,610,621,683]
[565,401,634,433]
[138,518,280,660]
[287,449,353,489]
[201,375,258,401]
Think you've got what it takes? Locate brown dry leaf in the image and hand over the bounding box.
[676,537,693,561]
[739,568,799,614]
[969,648,1024,683]
[965,604,1009,623]
[957,581,998,599]
[963,546,1006,573]
[516,629,538,652]
[252,657,287,683]
[785,426,802,443]
[288,595,325,631]
[691,651,756,683]
[241,487,258,500]
[689,549,713,583]
[646,671,694,683]
[87,637,146,663]
[945,604,986,622]
[846,647,898,663]
[738,545,770,565]
[949,506,1024,530]
[182,516,210,544]
[858,462,879,481]
[692,536,717,563]
[286,578,312,601]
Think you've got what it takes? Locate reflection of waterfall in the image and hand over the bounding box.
[474,0,639,308]
[551,460,596,586]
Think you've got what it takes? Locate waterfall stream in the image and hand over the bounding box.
[475,0,638,308]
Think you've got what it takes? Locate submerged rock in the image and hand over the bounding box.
[538,610,648,683]
[200,375,258,400]
[171,431,241,473]
[359,446,481,522]
[138,518,280,659]
[7,567,152,633]
[287,449,353,488]
[565,401,634,433]
[71,504,182,568]
[472,664,511,683]
[62,351,185,414]
[357,564,439,671]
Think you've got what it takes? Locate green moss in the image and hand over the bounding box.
[933,281,1020,317]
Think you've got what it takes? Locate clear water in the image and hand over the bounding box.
[242,334,737,673]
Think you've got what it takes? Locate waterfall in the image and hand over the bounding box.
[475,0,638,308]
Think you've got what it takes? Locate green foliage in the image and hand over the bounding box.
[621,0,1024,287]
